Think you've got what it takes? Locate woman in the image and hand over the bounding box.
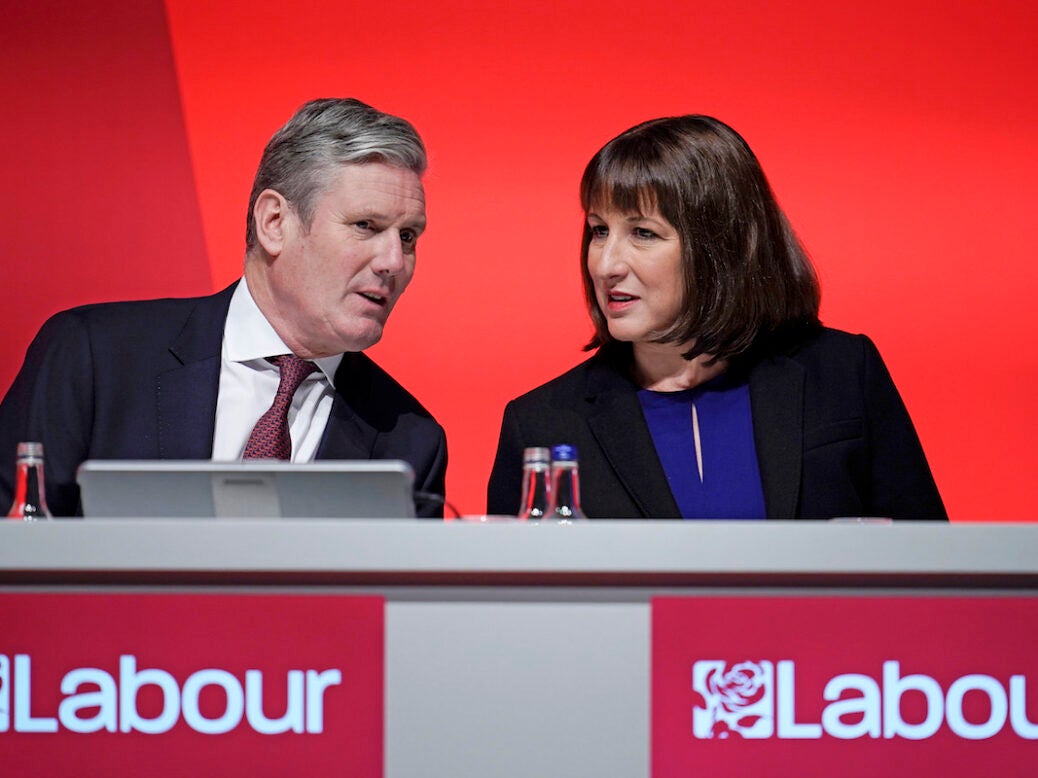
[487,115,946,520]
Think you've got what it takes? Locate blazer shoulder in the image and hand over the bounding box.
[777,326,878,368]
[504,353,606,412]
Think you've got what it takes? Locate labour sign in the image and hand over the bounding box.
[652,596,1038,777]
[0,593,383,777]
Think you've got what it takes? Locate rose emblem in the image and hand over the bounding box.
[707,661,767,712]
[692,660,774,738]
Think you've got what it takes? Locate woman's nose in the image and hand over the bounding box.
[595,236,627,278]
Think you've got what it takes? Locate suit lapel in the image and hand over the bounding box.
[156,284,236,459]
[152,284,376,461]
[582,359,680,517]
[749,353,804,518]
[315,352,379,460]
[316,397,379,459]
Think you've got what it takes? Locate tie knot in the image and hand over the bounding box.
[242,355,318,461]
[270,354,318,395]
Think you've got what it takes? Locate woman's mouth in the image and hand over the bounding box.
[605,291,638,311]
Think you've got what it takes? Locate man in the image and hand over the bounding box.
[0,98,446,517]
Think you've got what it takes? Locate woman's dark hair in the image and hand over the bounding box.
[580,115,820,363]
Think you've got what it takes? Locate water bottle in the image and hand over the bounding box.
[517,446,551,519]
[546,444,587,520]
[6,442,53,521]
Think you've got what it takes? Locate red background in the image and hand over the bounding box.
[0,592,384,777]
[2,0,1035,519]
[652,596,1038,777]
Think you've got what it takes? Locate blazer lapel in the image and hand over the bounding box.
[749,353,805,518]
[156,284,236,459]
[582,360,680,517]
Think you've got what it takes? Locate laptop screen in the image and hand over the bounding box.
[76,460,416,519]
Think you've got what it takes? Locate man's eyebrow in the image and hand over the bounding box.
[349,208,391,220]
[347,209,427,232]
[399,213,428,232]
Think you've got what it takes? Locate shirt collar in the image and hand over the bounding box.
[224,277,342,387]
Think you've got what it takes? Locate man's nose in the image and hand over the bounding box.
[373,233,407,276]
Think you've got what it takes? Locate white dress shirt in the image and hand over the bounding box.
[211,278,342,461]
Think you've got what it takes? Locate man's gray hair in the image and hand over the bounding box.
[245,98,427,251]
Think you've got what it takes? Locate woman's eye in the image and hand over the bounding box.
[589,225,608,239]
[634,227,659,240]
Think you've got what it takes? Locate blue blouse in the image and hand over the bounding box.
[637,376,766,519]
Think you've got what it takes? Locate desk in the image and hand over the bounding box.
[2,520,1036,776]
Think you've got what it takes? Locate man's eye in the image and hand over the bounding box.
[400,229,417,245]
[354,220,374,232]
[589,225,608,239]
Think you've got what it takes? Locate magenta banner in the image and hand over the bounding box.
[652,596,1038,776]
[0,593,383,777]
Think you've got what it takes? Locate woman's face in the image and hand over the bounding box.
[586,203,685,347]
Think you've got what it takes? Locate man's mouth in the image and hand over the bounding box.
[358,291,388,306]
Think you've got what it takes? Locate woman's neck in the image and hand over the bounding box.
[631,341,726,392]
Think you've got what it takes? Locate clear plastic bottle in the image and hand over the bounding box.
[546,444,587,521]
[6,442,53,521]
[517,446,551,519]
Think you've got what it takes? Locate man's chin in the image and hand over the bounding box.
[337,324,385,354]
[293,324,383,357]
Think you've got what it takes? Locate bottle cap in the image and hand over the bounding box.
[522,446,551,465]
[550,444,578,462]
[16,441,44,459]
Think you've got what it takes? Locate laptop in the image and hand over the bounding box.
[76,460,416,519]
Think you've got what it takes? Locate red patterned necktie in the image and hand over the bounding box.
[242,355,318,460]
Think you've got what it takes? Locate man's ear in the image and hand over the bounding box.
[253,189,292,257]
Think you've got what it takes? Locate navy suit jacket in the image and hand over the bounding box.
[0,283,447,517]
[487,328,946,520]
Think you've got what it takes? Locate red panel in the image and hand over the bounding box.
[653,596,1038,776]
[3,0,1035,518]
[163,0,1038,519]
[0,593,383,777]
[0,1,211,396]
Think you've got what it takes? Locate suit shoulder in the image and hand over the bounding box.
[42,289,224,333]
[342,352,441,424]
[79,288,225,317]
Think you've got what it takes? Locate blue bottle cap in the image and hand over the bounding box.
[550,444,578,462]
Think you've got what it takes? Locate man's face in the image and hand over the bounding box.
[266,162,426,357]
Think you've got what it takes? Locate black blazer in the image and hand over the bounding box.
[0,283,447,517]
[487,328,946,520]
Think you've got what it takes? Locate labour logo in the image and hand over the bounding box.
[692,660,774,738]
